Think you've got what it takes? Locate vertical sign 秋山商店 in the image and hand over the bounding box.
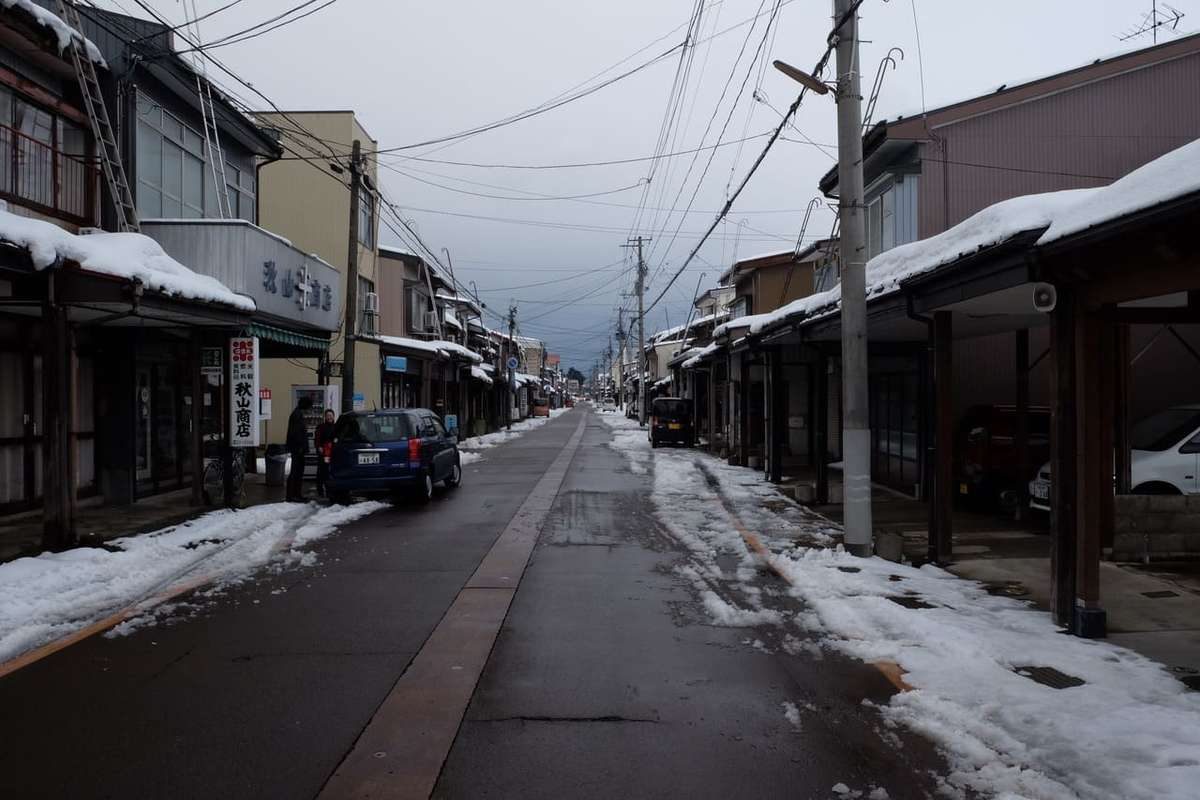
[230,337,260,447]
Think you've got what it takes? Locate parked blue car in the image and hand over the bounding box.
[326,409,462,504]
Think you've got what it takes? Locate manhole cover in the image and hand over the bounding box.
[887,595,935,610]
[1014,665,1085,689]
[1142,590,1180,599]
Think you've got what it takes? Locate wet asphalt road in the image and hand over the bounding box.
[0,406,948,799]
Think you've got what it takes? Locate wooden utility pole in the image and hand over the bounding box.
[342,139,362,414]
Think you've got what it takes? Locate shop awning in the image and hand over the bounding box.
[245,322,330,352]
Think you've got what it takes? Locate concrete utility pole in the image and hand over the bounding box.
[341,139,362,414]
[833,0,873,556]
[616,308,625,407]
[623,236,650,425]
[506,304,517,430]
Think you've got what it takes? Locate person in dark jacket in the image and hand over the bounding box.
[285,397,312,501]
[313,408,336,498]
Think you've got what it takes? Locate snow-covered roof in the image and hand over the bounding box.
[434,339,483,364]
[682,342,721,369]
[1039,138,1200,244]
[470,365,492,385]
[373,335,444,357]
[717,187,1096,339]
[0,209,253,310]
[378,244,418,258]
[443,307,463,331]
[3,0,105,65]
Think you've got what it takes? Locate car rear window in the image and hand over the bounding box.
[335,413,414,443]
[652,399,691,420]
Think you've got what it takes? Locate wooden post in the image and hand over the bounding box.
[41,276,76,550]
[1098,308,1117,551]
[815,349,830,504]
[738,355,750,466]
[931,311,954,565]
[1072,305,1107,636]
[190,331,204,506]
[1015,329,1030,523]
[767,348,783,483]
[1050,290,1077,629]
[1114,323,1132,495]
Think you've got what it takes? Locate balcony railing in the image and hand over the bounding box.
[0,123,95,224]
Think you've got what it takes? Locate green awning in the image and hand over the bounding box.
[244,322,331,352]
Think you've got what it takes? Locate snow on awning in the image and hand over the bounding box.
[373,334,444,357]
[470,365,492,385]
[433,339,482,364]
[1039,138,1200,244]
[737,188,1095,339]
[0,209,253,310]
[4,0,106,65]
[682,342,721,369]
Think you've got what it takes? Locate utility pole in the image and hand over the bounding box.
[623,236,650,425]
[833,0,873,556]
[342,139,362,414]
[616,308,625,408]
[506,304,517,430]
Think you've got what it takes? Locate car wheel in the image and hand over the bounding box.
[444,460,462,489]
[414,471,435,503]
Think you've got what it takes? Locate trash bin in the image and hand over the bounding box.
[265,444,288,487]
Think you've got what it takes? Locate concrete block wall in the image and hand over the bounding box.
[1112,495,1200,561]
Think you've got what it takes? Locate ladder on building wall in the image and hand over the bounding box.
[184,0,233,219]
[56,1,139,232]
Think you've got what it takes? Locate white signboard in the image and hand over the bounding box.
[230,337,260,447]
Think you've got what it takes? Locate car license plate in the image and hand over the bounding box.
[959,482,969,495]
[358,452,380,466]
[1031,480,1049,501]
[668,423,682,430]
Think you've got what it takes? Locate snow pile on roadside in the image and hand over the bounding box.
[595,412,651,475]
[0,500,383,664]
[457,408,572,463]
[767,547,1200,800]
[0,209,254,310]
[602,413,1200,800]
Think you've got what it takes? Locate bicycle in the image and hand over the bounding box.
[201,448,247,508]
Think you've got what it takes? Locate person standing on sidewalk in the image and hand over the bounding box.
[285,397,312,502]
[314,408,336,498]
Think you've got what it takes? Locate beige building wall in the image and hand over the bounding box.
[256,111,382,443]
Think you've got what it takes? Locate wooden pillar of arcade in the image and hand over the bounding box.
[928,311,954,565]
[766,347,784,484]
[813,348,830,505]
[41,273,77,550]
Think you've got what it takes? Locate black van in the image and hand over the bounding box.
[648,397,694,448]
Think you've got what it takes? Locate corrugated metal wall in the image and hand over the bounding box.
[919,50,1200,237]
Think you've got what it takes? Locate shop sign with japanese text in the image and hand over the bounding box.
[229,337,260,447]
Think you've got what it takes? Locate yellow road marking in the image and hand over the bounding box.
[717,486,913,693]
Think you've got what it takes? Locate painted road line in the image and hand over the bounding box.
[318,411,588,800]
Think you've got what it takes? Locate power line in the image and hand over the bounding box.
[174,0,342,53]
[643,0,867,317]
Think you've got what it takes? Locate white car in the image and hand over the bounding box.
[1029,405,1200,511]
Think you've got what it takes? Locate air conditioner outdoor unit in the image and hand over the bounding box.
[363,292,380,314]
[423,310,438,331]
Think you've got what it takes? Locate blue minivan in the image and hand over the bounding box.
[326,409,462,504]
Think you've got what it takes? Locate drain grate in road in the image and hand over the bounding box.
[1014,665,1085,689]
[1142,590,1180,599]
[887,595,936,610]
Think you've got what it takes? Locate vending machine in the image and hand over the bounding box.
[291,385,341,475]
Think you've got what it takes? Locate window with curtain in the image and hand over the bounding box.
[357,186,374,247]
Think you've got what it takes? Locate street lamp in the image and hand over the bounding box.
[772,60,830,95]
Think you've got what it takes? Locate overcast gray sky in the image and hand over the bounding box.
[112,0,1190,372]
